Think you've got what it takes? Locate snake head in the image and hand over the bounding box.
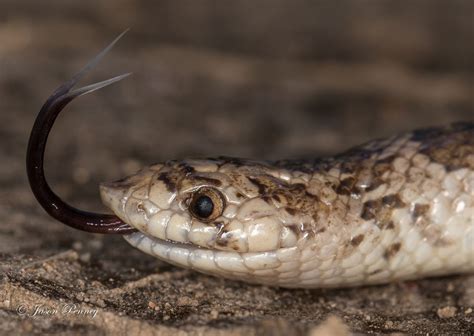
[100,158,313,254]
[99,158,325,286]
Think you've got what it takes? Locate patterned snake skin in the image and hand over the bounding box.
[100,122,474,288]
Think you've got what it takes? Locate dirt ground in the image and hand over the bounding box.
[0,1,473,335]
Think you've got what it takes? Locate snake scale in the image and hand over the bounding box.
[28,32,474,288]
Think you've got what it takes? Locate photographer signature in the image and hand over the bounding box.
[17,303,98,319]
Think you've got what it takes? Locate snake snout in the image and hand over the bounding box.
[100,181,128,220]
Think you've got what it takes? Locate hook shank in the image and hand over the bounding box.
[26,31,136,234]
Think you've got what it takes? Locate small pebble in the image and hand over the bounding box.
[308,316,350,336]
[384,320,394,329]
[76,292,85,301]
[210,310,219,319]
[437,306,457,318]
[43,263,54,272]
[79,253,91,263]
[76,279,85,289]
[177,296,199,307]
[95,298,106,308]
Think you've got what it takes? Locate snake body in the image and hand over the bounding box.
[100,122,474,288]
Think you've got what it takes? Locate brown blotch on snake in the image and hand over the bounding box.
[336,176,361,196]
[365,178,383,192]
[415,122,474,171]
[190,176,223,187]
[247,176,272,195]
[285,207,298,216]
[384,242,402,259]
[178,162,196,174]
[350,234,365,246]
[385,221,395,230]
[361,200,382,221]
[157,172,177,192]
[413,204,430,219]
[381,194,405,208]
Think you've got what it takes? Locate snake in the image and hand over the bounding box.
[27,32,474,288]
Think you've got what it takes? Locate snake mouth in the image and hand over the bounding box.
[123,231,226,275]
[123,230,288,288]
[125,231,203,252]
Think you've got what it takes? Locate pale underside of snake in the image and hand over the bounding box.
[27,32,474,288]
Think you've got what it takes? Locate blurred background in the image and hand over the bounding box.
[1,0,473,197]
[0,1,473,334]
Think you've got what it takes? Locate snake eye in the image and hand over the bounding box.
[189,187,225,222]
